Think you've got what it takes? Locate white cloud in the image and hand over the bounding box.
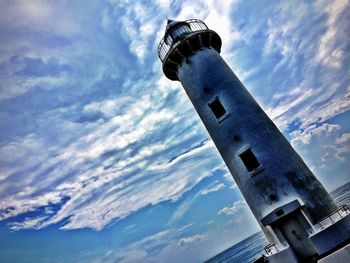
[177,223,194,232]
[255,0,350,135]
[2,131,221,230]
[314,0,348,68]
[177,234,203,246]
[124,208,259,263]
[218,200,246,216]
[112,1,160,62]
[9,215,48,231]
[291,123,341,145]
[0,133,49,184]
[156,0,241,60]
[200,183,225,195]
[0,133,44,162]
[0,57,224,229]
[170,199,194,223]
[264,86,314,130]
[264,1,309,56]
[290,123,350,190]
[336,133,350,144]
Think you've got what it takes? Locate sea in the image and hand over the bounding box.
[204,181,350,263]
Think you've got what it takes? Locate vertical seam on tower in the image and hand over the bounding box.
[186,39,193,54]
[208,32,212,48]
[175,50,186,61]
[198,35,203,50]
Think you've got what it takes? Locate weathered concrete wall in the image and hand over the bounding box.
[318,244,350,263]
[267,247,299,263]
[176,48,337,239]
[310,214,350,255]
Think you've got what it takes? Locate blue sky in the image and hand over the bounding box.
[0,0,349,262]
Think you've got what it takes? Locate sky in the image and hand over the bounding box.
[0,0,349,262]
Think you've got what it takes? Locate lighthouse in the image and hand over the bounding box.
[158,19,350,262]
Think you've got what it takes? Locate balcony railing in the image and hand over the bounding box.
[317,204,350,229]
[158,19,208,62]
[264,243,279,255]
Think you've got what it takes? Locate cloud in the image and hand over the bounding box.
[264,86,314,130]
[8,215,48,231]
[1,0,232,230]
[170,199,195,223]
[1,0,233,231]
[177,234,203,246]
[122,224,136,233]
[200,183,225,195]
[238,0,350,134]
[112,226,203,262]
[12,56,70,77]
[290,123,350,189]
[314,0,349,69]
[336,133,350,144]
[290,123,348,163]
[1,127,222,230]
[291,123,341,145]
[168,165,224,224]
[218,200,246,216]
[112,205,259,263]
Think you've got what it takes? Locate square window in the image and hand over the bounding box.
[275,209,284,217]
[239,148,260,172]
[208,97,226,119]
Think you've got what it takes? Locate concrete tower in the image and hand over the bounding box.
[158,19,350,262]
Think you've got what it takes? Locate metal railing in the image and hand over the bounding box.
[264,244,279,255]
[252,254,269,263]
[317,204,349,229]
[157,19,208,62]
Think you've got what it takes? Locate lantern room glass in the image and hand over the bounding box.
[165,23,192,45]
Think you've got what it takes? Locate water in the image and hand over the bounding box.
[205,182,350,263]
[330,181,350,206]
[204,231,268,263]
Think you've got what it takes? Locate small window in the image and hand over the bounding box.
[208,97,226,119]
[239,148,260,172]
[275,209,284,217]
